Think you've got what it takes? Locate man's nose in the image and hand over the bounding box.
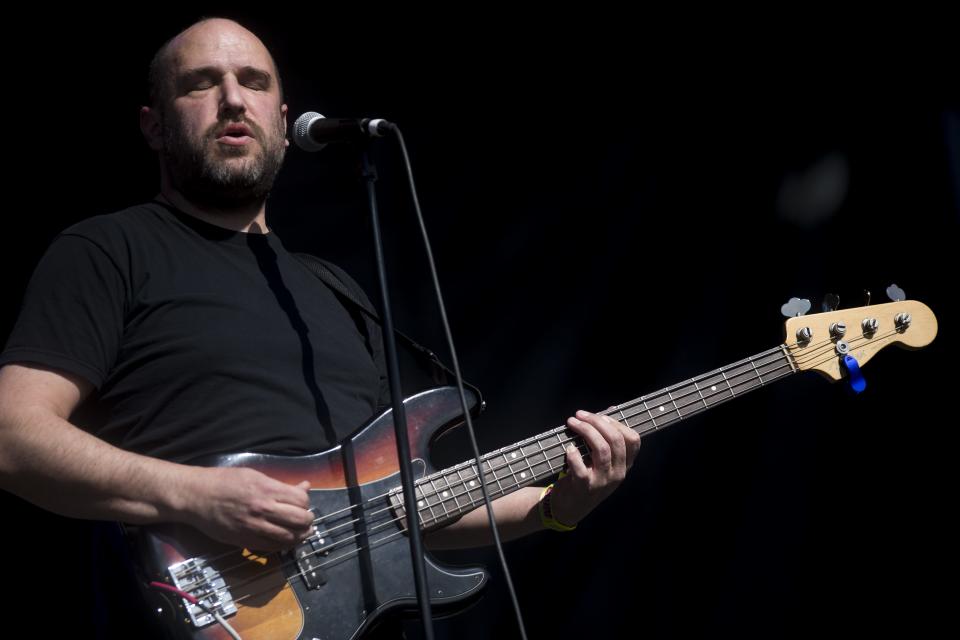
[218,75,246,119]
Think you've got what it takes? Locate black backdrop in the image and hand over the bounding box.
[2,9,957,639]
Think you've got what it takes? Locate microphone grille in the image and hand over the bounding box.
[293,111,326,152]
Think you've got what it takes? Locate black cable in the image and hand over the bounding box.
[386,123,530,640]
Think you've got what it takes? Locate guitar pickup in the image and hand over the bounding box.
[167,557,238,628]
[296,530,331,590]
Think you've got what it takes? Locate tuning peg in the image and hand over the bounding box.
[863,289,871,306]
[781,297,812,318]
[821,293,840,312]
[886,284,906,302]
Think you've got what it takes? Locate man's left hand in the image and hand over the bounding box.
[549,409,642,527]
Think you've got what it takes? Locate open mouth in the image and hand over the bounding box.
[216,124,255,145]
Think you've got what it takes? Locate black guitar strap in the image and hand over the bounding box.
[292,252,480,400]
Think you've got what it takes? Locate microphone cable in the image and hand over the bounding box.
[383,122,530,640]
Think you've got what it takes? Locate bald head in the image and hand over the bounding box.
[147,18,284,112]
[139,17,290,211]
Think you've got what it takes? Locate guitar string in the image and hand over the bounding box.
[181,332,840,581]
[172,330,875,592]
[184,349,825,608]
[173,329,895,606]
[178,331,893,611]
[171,344,796,583]
[320,332,861,523]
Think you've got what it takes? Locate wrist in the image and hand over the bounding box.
[159,462,205,525]
[538,483,577,532]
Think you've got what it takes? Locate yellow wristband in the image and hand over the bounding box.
[538,482,577,532]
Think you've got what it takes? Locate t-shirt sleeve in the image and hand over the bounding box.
[0,233,127,389]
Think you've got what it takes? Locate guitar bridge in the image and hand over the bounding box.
[167,557,238,628]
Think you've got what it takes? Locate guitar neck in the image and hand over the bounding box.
[409,344,799,530]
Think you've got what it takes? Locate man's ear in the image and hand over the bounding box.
[281,103,289,148]
[140,106,163,151]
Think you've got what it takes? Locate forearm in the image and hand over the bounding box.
[0,405,196,525]
[424,486,547,550]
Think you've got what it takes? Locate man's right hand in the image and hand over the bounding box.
[180,466,315,552]
[0,364,314,553]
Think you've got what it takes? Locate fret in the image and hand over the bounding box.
[520,445,537,483]
[674,383,702,418]
[442,473,462,512]
[699,373,733,405]
[749,359,765,385]
[509,449,529,485]
[645,393,675,428]
[456,466,478,508]
[430,479,451,518]
[486,457,505,495]
[420,484,433,514]
[549,437,564,472]
[536,438,557,475]
[630,406,649,431]
[728,361,762,393]
[556,431,581,469]
[667,389,682,420]
[757,351,788,379]
[463,464,482,504]
[452,467,467,508]
[693,379,708,409]
[413,480,428,510]
[720,369,736,396]
[502,452,521,489]
[642,399,657,429]
[419,486,439,526]
[676,387,696,418]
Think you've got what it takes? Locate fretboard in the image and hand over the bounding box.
[398,344,798,530]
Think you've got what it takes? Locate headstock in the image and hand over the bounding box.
[782,296,937,382]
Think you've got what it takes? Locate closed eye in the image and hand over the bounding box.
[239,70,272,91]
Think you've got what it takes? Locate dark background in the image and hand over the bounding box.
[2,9,956,639]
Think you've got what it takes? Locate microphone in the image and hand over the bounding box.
[293,112,393,152]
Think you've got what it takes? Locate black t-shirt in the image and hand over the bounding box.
[0,201,390,463]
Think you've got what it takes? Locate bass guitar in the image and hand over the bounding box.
[130,297,937,640]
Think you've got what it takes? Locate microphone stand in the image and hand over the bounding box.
[360,146,436,640]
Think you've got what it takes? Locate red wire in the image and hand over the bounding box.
[149,580,199,605]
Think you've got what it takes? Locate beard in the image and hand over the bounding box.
[161,112,287,210]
